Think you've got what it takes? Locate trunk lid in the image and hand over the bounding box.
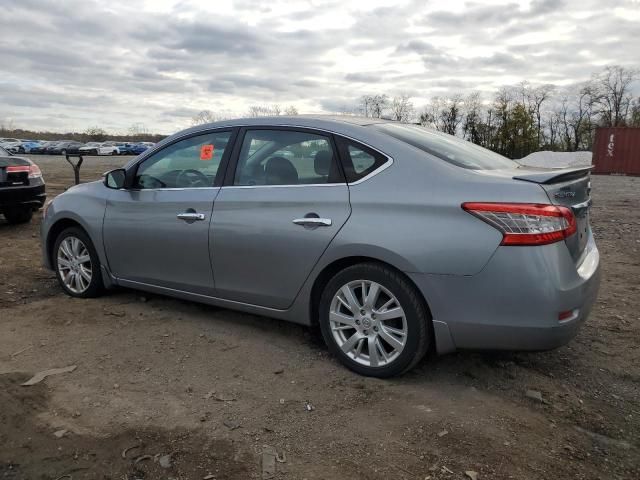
[0,155,31,187]
[514,166,592,262]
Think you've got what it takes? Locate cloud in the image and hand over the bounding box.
[0,0,637,133]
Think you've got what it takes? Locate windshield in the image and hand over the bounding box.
[372,123,518,170]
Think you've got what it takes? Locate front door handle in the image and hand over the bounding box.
[177,212,205,222]
[292,217,332,227]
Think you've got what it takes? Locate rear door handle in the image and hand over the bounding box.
[177,212,205,222]
[292,217,332,227]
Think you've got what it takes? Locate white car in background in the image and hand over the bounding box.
[79,142,119,156]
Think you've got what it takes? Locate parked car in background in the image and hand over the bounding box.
[78,142,103,155]
[0,138,22,149]
[44,141,69,154]
[114,143,134,155]
[95,143,119,155]
[30,141,58,154]
[7,140,41,154]
[48,141,85,155]
[0,145,46,224]
[41,116,600,377]
[117,143,149,155]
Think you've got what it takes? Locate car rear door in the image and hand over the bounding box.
[103,129,235,295]
[211,127,351,309]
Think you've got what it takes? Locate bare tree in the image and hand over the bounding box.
[84,126,108,141]
[247,105,282,117]
[191,110,219,125]
[529,84,555,146]
[360,94,389,118]
[462,92,483,144]
[630,97,640,127]
[284,105,299,115]
[439,94,464,135]
[418,97,443,128]
[592,65,637,126]
[128,123,149,137]
[390,95,414,122]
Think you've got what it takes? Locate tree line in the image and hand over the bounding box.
[0,121,164,143]
[357,65,639,159]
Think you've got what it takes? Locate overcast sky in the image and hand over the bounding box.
[1,0,638,134]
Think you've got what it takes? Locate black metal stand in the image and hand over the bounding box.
[65,154,84,185]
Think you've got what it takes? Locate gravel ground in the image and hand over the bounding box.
[1,155,639,479]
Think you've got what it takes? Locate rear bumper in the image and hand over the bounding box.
[409,233,601,353]
[0,184,46,210]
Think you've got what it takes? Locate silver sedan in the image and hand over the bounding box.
[41,116,600,377]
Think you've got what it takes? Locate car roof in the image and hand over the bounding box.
[167,115,396,144]
[200,114,389,128]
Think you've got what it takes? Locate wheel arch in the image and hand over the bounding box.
[45,217,89,268]
[309,255,433,327]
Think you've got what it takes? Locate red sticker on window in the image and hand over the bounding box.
[200,144,214,160]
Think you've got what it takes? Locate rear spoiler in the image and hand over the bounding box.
[513,166,592,185]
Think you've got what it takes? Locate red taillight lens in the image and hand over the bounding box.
[6,165,30,173]
[462,202,577,246]
[6,164,41,178]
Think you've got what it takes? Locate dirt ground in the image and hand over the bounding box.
[1,154,639,480]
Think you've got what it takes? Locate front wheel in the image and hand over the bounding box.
[53,227,104,298]
[319,263,431,378]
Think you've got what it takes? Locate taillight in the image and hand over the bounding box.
[462,202,577,246]
[6,164,42,178]
[28,164,42,178]
[6,165,30,173]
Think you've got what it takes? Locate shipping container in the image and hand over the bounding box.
[592,127,640,175]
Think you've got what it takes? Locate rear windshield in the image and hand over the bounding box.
[372,123,518,170]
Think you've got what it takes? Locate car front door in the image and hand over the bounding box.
[103,129,235,295]
[211,127,351,309]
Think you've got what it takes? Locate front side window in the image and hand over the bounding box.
[234,129,343,186]
[134,131,231,189]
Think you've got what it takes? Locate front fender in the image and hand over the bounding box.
[41,181,109,270]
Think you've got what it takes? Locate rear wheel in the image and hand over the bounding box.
[53,227,104,298]
[3,208,33,224]
[61,149,67,156]
[319,263,430,378]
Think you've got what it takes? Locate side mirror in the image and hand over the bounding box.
[104,168,126,189]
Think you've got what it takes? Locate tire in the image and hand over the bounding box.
[319,263,431,378]
[111,150,117,156]
[61,149,67,156]
[3,208,33,224]
[53,227,104,298]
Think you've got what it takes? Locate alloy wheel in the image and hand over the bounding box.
[57,236,92,294]
[329,280,407,367]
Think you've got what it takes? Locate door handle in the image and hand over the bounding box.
[177,212,205,222]
[292,217,332,227]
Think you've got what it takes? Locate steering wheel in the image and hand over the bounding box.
[176,169,210,188]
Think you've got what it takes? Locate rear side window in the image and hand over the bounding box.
[335,137,388,183]
[234,129,343,186]
[372,123,517,170]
